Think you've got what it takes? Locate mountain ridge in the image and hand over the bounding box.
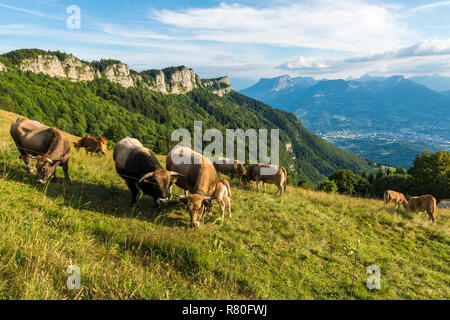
[1,49,232,96]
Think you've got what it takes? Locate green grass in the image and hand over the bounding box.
[0,109,449,300]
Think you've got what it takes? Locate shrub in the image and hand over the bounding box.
[318,180,338,194]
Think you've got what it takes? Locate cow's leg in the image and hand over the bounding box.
[62,160,71,182]
[276,185,283,196]
[217,199,225,219]
[20,152,35,174]
[263,183,267,192]
[225,196,231,218]
[126,180,140,208]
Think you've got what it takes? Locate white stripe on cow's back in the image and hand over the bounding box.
[114,137,150,170]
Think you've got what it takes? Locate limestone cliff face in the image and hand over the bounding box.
[165,68,199,94]
[203,76,233,97]
[11,51,231,96]
[20,55,97,82]
[103,63,139,89]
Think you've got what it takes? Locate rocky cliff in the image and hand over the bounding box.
[203,76,233,97]
[19,55,97,82]
[1,49,232,96]
[103,63,140,89]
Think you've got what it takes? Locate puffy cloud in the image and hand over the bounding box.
[151,1,411,52]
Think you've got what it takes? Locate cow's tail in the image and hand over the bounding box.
[222,179,232,199]
[281,167,288,192]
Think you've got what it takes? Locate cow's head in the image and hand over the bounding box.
[36,156,58,184]
[178,194,214,227]
[138,169,183,205]
[73,141,81,151]
[237,163,247,176]
[241,172,253,185]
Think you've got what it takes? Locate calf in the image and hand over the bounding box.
[167,146,232,227]
[384,190,408,208]
[213,156,247,179]
[113,137,182,207]
[408,195,437,223]
[10,118,71,184]
[242,163,287,196]
[74,136,107,155]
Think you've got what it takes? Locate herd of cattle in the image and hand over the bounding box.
[9,118,442,226]
[9,118,287,227]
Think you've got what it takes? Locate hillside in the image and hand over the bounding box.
[0,49,376,183]
[0,109,449,299]
[241,75,450,168]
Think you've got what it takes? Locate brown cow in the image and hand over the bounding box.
[408,195,437,223]
[166,146,232,227]
[213,156,247,179]
[242,163,287,196]
[10,118,71,184]
[74,136,107,155]
[384,190,408,208]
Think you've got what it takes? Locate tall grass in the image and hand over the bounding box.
[0,110,449,300]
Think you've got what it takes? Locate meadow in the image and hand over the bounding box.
[0,109,448,300]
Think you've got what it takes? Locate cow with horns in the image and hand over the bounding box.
[113,137,183,208]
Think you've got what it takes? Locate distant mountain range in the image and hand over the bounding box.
[241,74,450,168]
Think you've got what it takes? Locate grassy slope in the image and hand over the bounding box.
[0,109,449,300]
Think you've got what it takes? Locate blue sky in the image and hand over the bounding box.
[1,0,450,89]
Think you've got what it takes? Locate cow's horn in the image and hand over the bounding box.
[203,196,214,201]
[29,155,37,159]
[169,171,184,177]
[175,194,187,199]
[47,159,53,164]
[139,172,155,184]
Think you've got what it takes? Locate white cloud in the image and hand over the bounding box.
[409,1,450,13]
[151,0,412,53]
[277,40,450,78]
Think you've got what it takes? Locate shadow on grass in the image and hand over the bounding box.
[3,164,190,227]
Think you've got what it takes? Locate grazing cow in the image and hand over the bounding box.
[242,163,287,196]
[166,146,232,227]
[213,156,247,179]
[10,118,71,184]
[113,137,183,207]
[384,190,408,208]
[408,195,437,223]
[74,136,107,155]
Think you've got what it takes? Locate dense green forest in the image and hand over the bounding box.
[0,49,377,183]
